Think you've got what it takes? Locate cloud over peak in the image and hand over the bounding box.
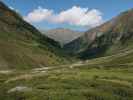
[24,6,103,27]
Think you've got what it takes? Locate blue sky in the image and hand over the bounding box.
[2,0,133,31]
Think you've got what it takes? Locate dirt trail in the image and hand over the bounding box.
[4,62,87,83]
[3,48,133,84]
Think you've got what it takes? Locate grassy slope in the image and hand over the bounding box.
[0,32,73,70]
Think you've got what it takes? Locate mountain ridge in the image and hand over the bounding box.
[42,28,83,46]
[0,1,72,69]
[64,8,133,59]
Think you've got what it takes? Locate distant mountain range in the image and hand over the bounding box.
[41,28,83,46]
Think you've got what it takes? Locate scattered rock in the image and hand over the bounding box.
[0,70,13,74]
[7,86,32,93]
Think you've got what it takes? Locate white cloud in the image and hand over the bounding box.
[24,6,53,23]
[24,6,103,27]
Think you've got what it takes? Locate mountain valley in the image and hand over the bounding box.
[0,1,133,100]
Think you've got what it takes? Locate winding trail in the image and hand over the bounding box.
[4,62,85,83]
[2,48,133,84]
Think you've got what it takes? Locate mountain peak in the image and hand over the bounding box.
[0,1,7,8]
[42,28,83,45]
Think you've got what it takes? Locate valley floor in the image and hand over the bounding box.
[0,62,133,100]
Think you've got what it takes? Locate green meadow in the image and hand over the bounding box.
[0,63,133,100]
